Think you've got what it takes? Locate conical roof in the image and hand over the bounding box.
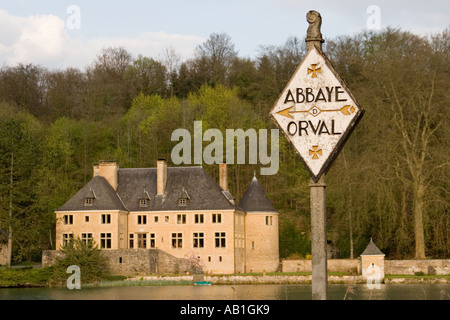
[239,176,278,213]
[361,238,384,256]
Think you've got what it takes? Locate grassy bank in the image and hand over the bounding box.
[1,267,448,288]
[0,266,125,288]
[0,266,53,288]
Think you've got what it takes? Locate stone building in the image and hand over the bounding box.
[52,160,279,274]
[360,238,385,281]
[0,228,7,266]
[239,176,279,273]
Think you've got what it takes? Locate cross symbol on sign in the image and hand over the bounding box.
[309,146,323,160]
[307,64,322,78]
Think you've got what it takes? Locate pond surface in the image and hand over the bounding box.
[0,283,449,300]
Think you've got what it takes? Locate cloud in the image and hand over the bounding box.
[0,9,204,70]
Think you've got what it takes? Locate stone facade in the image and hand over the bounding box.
[385,260,450,275]
[360,239,385,281]
[0,229,7,266]
[245,212,279,273]
[0,244,7,266]
[282,259,360,274]
[42,249,192,275]
[52,161,279,275]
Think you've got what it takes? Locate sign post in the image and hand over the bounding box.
[270,11,364,300]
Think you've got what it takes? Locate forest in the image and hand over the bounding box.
[0,27,448,263]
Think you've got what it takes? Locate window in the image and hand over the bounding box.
[193,232,204,248]
[85,216,89,223]
[165,216,169,223]
[63,215,73,225]
[137,215,147,225]
[178,198,187,206]
[150,233,156,249]
[208,256,211,262]
[129,234,134,249]
[63,233,74,247]
[215,232,226,248]
[139,199,149,207]
[154,216,159,223]
[100,233,112,249]
[101,214,111,224]
[81,233,93,246]
[177,214,186,224]
[212,213,222,224]
[194,214,204,224]
[219,256,223,262]
[84,198,93,206]
[172,233,183,248]
[266,216,273,226]
[138,234,147,249]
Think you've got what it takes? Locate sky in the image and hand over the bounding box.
[0,0,448,70]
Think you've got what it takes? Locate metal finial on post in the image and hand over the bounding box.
[306,10,325,51]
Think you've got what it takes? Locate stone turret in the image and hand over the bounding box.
[360,238,385,282]
[240,175,279,273]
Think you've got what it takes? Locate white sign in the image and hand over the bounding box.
[270,46,364,181]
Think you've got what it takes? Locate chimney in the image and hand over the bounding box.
[93,164,99,177]
[97,160,118,191]
[157,159,167,195]
[219,163,228,192]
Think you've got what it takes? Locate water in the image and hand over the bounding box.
[0,284,448,300]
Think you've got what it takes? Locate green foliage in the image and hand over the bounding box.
[0,28,448,263]
[51,237,110,285]
[0,267,53,287]
[279,220,311,259]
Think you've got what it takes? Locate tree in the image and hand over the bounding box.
[326,28,449,259]
[190,33,238,87]
[44,68,87,121]
[0,64,47,118]
[0,104,43,264]
[51,237,110,285]
[86,47,134,119]
[125,55,168,97]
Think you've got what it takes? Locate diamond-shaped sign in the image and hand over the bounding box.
[270,46,364,182]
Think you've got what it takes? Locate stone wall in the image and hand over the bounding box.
[0,244,8,266]
[281,259,359,274]
[42,249,191,275]
[282,259,450,276]
[385,260,450,275]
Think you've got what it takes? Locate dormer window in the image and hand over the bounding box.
[84,188,96,207]
[177,188,190,207]
[139,199,148,207]
[139,190,150,208]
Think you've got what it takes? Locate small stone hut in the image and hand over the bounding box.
[360,238,385,281]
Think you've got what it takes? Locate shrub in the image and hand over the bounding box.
[50,237,110,286]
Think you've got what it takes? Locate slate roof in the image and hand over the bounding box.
[361,239,385,256]
[239,176,278,213]
[57,176,128,212]
[57,166,237,212]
